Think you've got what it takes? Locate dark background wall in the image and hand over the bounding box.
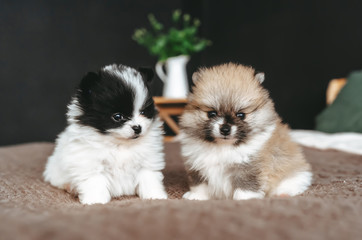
[1,0,362,146]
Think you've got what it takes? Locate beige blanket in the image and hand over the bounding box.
[0,142,361,240]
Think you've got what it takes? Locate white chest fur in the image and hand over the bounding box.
[44,121,165,199]
[181,141,252,198]
[96,145,152,196]
[180,124,275,199]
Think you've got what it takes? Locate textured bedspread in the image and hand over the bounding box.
[0,142,361,240]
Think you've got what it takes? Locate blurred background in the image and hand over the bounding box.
[1,0,362,146]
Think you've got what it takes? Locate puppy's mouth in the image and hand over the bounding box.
[215,135,236,143]
[130,134,141,139]
[220,136,232,140]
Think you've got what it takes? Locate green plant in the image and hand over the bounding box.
[132,9,211,61]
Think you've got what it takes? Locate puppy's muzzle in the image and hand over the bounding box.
[220,124,231,136]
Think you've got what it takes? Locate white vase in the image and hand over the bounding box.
[155,55,190,98]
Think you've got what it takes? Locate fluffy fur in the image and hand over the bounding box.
[43,64,167,204]
[179,63,312,200]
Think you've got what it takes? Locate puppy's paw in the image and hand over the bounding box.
[273,171,312,196]
[79,192,111,205]
[233,189,265,200]
[140,189,168,200]
[182,191,209,200]
[137,170,168,200]
[183,183,209,200]
[77,176,111,205]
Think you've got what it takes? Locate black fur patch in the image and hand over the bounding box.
[234,123,251,146]
[203,120,216,142]
[139,67,156,119]
[74,65,155,133]
[140,95,156,119]
[138,67,154,83]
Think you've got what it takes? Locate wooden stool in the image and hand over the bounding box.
[153,96,188,141]
[326,78,347,105]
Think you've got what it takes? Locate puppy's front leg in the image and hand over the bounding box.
[137,170,168,199]
[183,183,210,200]
[183,169,210,200]
[77,175,111,205]
[230,163,265,200]
[233,189,265,200]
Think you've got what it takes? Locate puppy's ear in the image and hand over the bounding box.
[79,72,99,95]
[255,72,265,84]
[192,71,201,83]
[138,67,154,83]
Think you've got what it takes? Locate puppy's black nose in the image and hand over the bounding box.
[132,125,142,134]
[220,124,231,136]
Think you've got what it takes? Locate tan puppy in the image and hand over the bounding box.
[179,63,312,200]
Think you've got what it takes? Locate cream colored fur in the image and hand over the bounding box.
[180,63,312,200]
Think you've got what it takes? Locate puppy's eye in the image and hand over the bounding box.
[236,112,246,120]
[140,103,155,118]
[112,113,124,122]
[207,111,217,118]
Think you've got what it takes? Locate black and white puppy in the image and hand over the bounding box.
[44,64,167,204]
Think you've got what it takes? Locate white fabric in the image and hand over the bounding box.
[290,130,362,156]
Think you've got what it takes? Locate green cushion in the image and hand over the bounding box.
[315,71,362,133]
